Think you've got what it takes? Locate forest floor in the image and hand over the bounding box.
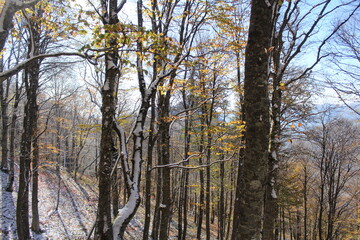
[0,168,219,239]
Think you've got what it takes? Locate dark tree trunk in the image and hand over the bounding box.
[0,76,9,171]
[263,4,283,237]
[112,166,119,218]
[94,46,118,240]
[231,0,273,239]
[143,93,156,240]
[31,132,41,233]
[94,0,120,239]
[17,56,40,240]
[55,104,62,211]
[6,77,20,192]
[151,168,161,240]
[303,166,308,240]
[219,154,225,240]
[16,13,42,237]
[196,122,205,240]
[205,134,211,240]
[157,92,172,240]
[179,85,191,240]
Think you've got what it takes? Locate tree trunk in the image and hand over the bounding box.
[0,0,40,52]
[231,0,273,239]
[94,0,120,238]
[17,54,40,240]
[151,169,161,240]
[157,92,172,240]
[6,77,20,192]
[143,93,156,240]
[0,75,9,171]
[94,46,118,240]
[196,122,205,240]
[303,165,308,240]
[16,14,42,236]
[219,154,225,240]
[180,87,191,240]
[31,132,41,233]
[17,96,32,240]
[112,165,119,218]
[205,133,211,240]
[55,104,62,211]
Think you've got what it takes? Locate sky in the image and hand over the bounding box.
[53,0,360,116]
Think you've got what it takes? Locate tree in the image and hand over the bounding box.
[147,0,208,238]
[328,11,360,116]
[94,0,125,238]
[263,1,360,238]
[0,0,40,52]
[305,116,359,240]
[16,7,43,238]
[0,56,10,171]
[231,0,274,238]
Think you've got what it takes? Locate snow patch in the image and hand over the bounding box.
[103,80,110,91]
[273,164,279,171]
[271,188,278,199]
[107,58,116,70]
[103,216,109,233]
[113,187,140,240]
[271,151,277,160]
[264,0,272,7]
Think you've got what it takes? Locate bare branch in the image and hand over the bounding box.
[0,52,92,82]
[116,0,127,13]
[152,151,237,170]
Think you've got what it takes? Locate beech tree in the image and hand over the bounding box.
[231,0,274,238]
[16,6,44,238]
[0,0,40,52]
[93,0,124,238]
[147,0,208,239]
[1,0,359,239]
[262,1,360,238]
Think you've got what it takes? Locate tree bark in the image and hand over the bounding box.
[179,83,191,240]
[231,0,274,239]
[0,0,40,52]
[94,39,118,240]
[94,0,121,239]
[16,11,42,237]
[143,93,156,240]
[219,153,225,240]
[6,76,20,192]
[157,91,172,240]
[196,121,205,240]
[31,131,41,233]
[16,49,40,240]
[0,75,9,171]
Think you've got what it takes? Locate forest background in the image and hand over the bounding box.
[0,0,359,239]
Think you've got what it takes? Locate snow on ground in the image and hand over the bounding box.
[0,172,17,239]
[0,168,145,240]
[0,168,98,239]
[0,167,217,239]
